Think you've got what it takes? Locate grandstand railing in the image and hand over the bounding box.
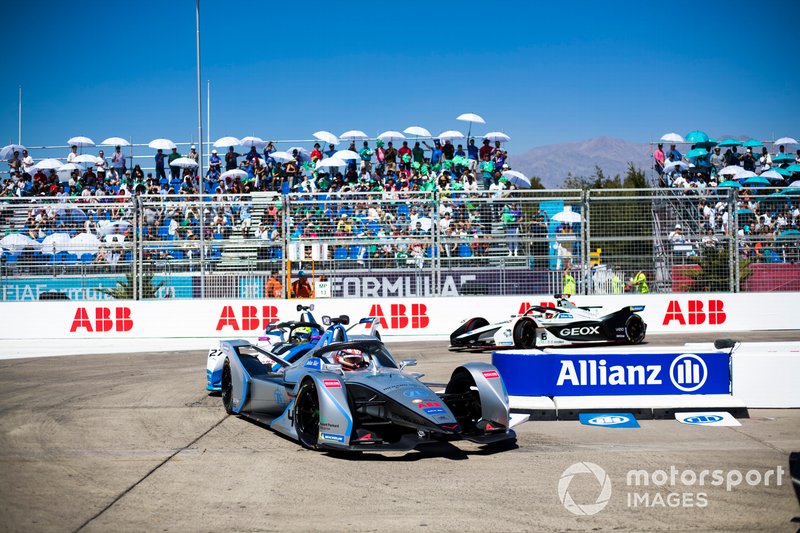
[1,188,797,300]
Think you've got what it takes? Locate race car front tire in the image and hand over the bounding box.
[513,319,537,349]
[624,315,646,344]
[294,379,320,450]
[450,317,490,346]
[221,362,234,415]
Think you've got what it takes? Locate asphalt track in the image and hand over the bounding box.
[1,332,799,532]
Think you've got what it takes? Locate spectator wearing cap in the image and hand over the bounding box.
[111,146,126,179]
[188,145,198,162]
[209,149,221,173]
[668,144,682,163]
[291,270,313,299]
[669,223,685,244]
[479,138,493,161]
[654,143,665,177]
[168,147,181,180]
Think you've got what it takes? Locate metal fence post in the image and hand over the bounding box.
[731,189,739,293]
[582,189,590,295]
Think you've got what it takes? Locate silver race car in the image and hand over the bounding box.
[450,296,647,350]
[219,315,518,452]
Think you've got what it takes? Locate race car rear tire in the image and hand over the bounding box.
[624,315,646,344]
[294,380,320,450]
[221,362,234,415]
[450,317,489,346]
[513,319,537,349]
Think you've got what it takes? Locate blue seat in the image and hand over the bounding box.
[397,204,409,217]
[4,253,19,265]
[213,232,223,240]
[458,243,472,257]
[55,251,70,263]
[65,253,79,263]
[272,248,283,259]
[349,245,362,259]
[80,253,95,263]
[334,247,348,260]
[171,250,185,260]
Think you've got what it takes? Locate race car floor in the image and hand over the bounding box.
[1,333,799,532]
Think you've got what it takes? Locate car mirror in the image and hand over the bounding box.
[309,303,314,311]
[399,359,417,370]
[338,315,350,326]
[296,304,303,312]
[322,316,331,326]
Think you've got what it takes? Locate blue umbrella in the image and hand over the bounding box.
[771,167,792,176]
[774,153,796,164]
[686,148,709,159]
[743,176,770,186]
[717,180,742,189]
[685,130,709,143]
[776,229,800,241]
[743,139,764,148]
[694,138,718,149]
[785,164,800,173]
[718,138,742,147]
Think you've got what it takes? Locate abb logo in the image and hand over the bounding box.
[70,307,133,332]
[518,302,555,314]
[216,306,280,331]
[663,300,727,326]
[369,304,429,329]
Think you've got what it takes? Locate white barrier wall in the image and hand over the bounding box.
[1,292,798,345]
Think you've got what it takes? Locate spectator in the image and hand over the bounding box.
[628,270,649,293]
[562,260,576,295]
[168,147,182,180]
[479,138,493,161]
[225,146,239,171]
[480,154,495,190]
[359,141,372,172]
[668,223,685,243]
[209,149,221,173]
[741,147,756,172]
[111,145,126,179]
[709,146,724,176]
[758,147,771,171]
[265,271,282,298]
[291,270,313,298]
[310,143,323,163]
[398,141,412,172]
[188,145,198,162]
[154,149,167,181]
[654,143,665,178]
[67,145,78,163]
[384,142,397,173]
[467,138,479,173]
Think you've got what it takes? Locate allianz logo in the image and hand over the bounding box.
[556,354,708,391]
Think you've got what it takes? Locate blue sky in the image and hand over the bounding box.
[2,0,798,157]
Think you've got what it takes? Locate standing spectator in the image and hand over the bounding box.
[96,149,108,171]
[654,143,665,179]
[479,138,493,161]
[562,260,576,295]
[21,149,34,174]
[209,149,221,173]
[480,154,495,190]
[265,271,282,298]
[67,145,78,163]
[291,270,313,298]
[412,142,424,164]
[725,146,740,167]
[398,141,412,172]
[502,203,521,256]
[628,270,649,293]
[168,147,181,180]
[384,142,397,173]
[423,140,443,168]
[310,143,323,163]
[709,146,724,176]
[225,146,239,171]
[111,146,126,179]
[188,145,198,163]
[758,147,771,171]
[741,148,755,172]
[154,149,167,181]
[359,141,372,172]
[467,138,479,173]
[668,144,682,162]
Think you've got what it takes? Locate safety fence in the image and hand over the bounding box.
[1,188,798,300]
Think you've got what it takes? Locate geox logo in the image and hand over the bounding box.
[559,326,600,337]
[556,359,662,386]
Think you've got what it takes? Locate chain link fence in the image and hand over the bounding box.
[1,187,798,300]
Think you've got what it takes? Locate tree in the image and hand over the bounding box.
[99,272,164,300]
[683,244,752,292]
[528,175,546,190]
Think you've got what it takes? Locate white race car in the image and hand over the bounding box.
[449,296,646,350]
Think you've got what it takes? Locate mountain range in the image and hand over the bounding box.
[510,136,652,188]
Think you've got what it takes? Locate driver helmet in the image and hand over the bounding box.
[334,348,367,370]
[290,326,312,343]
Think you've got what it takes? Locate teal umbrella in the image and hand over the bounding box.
[772,167,792,176]
[694,138,718,149]
[743,176,770,186]
[717,180,742,188]
[776,230,800,241]
[785,164,800,173]
[685,130,709,143]
[774,153,796,163]
[718,138,742,147]
[686,148,709,158]
[784,187,800,196]
[743,139,763,148]
[737,208,755,216]
[769,190,786,196]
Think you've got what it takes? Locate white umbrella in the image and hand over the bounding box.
[484,131,511,143]
[333,150,359,161]
[377,131,406,142]
[718,165,743,176]
[773,137,798,145]
[269,151,295,163]
[220,169,248,180]
[788,180,800,188]
[339,130,368,141]
[287,147,312,162]
[67,136,95,147]
[502,170,530,188]
[0,144,25,160]
[213,136,241,148]
[73,154,101,164]
[100,137,130,146]
[734,170,757,180]
[32,158,64,170]
[759,170,784,181]
[315,157,347,170]
[98,220,131,236]
[41,232,72,254]
[240,136,266,148]
[0,233,40,253]
[148,138,177,150]
[456,113,485,124]
[68,233,101,254]
[552,206,582,223]
[660,132,686,143]
[171,157,199,168]
[438,130,465,141]
[403,126,431,138]
[663,161,691,174]
[57,163,83,172]
[313,131,339,145]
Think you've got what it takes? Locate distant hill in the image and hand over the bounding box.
[510,136,652,188]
